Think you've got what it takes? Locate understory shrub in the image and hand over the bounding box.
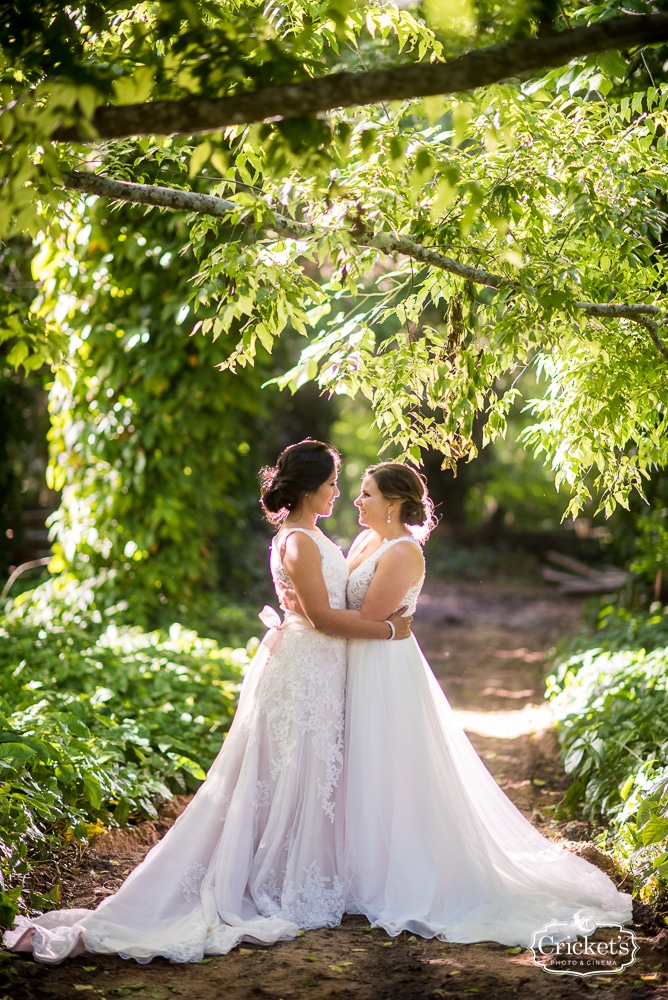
[548,602,668,904]
[0,575,259,925]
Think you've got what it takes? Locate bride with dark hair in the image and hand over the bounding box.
[4,439,410,964]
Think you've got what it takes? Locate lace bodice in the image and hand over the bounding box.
[271,527,348,614]
[346,534,425,614]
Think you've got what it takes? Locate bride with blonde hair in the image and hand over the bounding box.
[340,460,631,944]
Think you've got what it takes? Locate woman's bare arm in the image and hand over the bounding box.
[282,533,411,639]
[358,542,424,622]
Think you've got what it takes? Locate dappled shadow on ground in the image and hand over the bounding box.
[6,917,666,1000]
[3,576,668,1000]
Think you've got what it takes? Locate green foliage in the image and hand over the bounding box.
[35,193,279,623]
[0,237,59,575]
[462,373,572,531]
[629,507,668,584]
[1,0,666,523]
[0,574,257,925]
[223,81,668,519]
[548,602,668,901]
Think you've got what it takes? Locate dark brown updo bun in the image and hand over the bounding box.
[366,462,436,543]
[260,439,341,525]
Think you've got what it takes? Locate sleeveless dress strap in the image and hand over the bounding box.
[277,527,319,537]
[275,527,328,543]
[276,527,321,541]
[381,535,422,550]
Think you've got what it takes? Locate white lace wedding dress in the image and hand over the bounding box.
[5,527,349,964]
[343,534,632,945]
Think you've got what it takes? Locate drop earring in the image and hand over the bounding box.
[386,508,392,524]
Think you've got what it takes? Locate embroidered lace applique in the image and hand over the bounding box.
[255,868,282,917]
[181,862,208,903]
[253,780,271,814]
[282,860,345,929]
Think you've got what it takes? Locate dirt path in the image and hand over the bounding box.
[3,577,668,1000]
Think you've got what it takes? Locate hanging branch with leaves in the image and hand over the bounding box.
[63,169,668,363]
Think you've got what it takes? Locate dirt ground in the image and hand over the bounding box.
[2,575,668,1000]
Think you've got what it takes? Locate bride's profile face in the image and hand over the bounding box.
[354,474,391,530]
[307,471,340,519]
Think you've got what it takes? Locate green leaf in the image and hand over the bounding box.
[641,816,668,847]
[255,323,275,353]
[63,715,92,739]
[113,67,155,106]
[0,741,36,762]
[83,774,103,811]
[563,741,586,774]
[6,340,29,369]
[189,142,212,179]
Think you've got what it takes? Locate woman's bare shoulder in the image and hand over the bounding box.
[280,528,321,564]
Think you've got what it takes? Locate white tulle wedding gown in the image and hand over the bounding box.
[4,527,349,963]
[343,534,632,945]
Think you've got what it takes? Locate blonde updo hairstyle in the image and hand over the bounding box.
[260,439,341,526]
[366,462,436,543]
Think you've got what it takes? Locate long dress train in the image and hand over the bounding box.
[344,535,632,946]
[5,526,349,964]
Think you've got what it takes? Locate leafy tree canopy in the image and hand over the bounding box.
[2,0,668,517]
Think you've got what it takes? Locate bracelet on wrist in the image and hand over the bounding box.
[384,619,396,640]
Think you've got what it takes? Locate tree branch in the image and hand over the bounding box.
[64,170,509,285]
[62,169,668,360]
[635,315,668,362]
[53,14,668,142]
[62,169,312,240]
[574,301,668,361]
[366,233,505,288]
[574,301,661,320]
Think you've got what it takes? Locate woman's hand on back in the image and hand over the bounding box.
[276,580,306,617]
[388,606,412,640]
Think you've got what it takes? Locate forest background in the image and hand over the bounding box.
[1,0,668,930]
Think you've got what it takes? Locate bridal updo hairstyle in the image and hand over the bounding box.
[260,439,341,525]
[367,462,436,543]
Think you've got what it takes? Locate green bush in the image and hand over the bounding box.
[0,576,258,925]
[548,602,668,903]
[629,506,668,587]
[35,195,283,628]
